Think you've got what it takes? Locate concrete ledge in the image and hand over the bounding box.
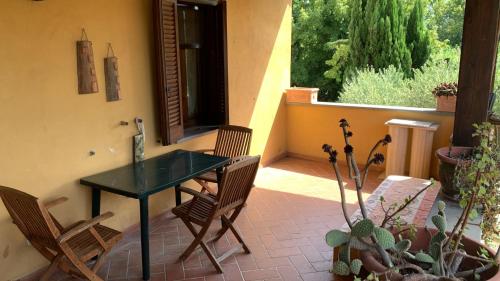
[288,101,455,115]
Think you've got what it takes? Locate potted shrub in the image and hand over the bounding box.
[433,82,458,112]
[435,143,473,201]
[322,119,499,281]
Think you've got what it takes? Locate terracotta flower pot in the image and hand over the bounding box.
[436,95,457,112]
[359,227,500,281]
[435,146,473,201]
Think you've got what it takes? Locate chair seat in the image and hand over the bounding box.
[172,194,217,225]
[67,224,122,261]
[195,170,218,183]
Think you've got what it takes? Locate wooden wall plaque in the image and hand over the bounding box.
[104,45,121,101]
[76,30,99,94]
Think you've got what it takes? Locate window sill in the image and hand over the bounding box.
[177,126,219,143]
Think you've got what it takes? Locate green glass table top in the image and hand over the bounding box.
[80,150,230,198]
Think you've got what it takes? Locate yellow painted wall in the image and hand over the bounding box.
[286,103,455,178]
[0,0,291,279]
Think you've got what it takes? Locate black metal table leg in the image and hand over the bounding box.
[175,184,181,206]
[139,197,150,281]
[91,188,101,218]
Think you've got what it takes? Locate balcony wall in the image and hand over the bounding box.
[286,101,455,178]
[0,0,291,279]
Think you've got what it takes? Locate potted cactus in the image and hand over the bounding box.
[433,82,458,112]
[322,120,499,281]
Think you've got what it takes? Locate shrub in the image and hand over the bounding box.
[339,47,460,108]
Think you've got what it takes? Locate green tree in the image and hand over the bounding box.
[324,39,350,83]
[407,0,431,68]
[348,0,367,70]
[291,0,350,101]
[348,0,412,75]
[427,0,465,46]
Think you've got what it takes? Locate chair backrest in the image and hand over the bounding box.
[215,156,260,214]
[0,186,61,251]
[213,125,253,158]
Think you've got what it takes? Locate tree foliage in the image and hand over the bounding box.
[291,0,349,101]
[426,0,465,46]
[349,0,412,75]
[407,0,431,68]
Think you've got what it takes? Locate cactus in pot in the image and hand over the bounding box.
[322,120,499,280]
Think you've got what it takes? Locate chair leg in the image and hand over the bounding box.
[92,251,110,273]
[180,218,224,273]
[213,207,243,242]
[64,251,104,281]
[199,241,224,273]
[40,255,63,281]
[222,215,251,254]
[180,218,210,261]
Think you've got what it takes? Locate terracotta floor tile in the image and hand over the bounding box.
[25,157,390,281]
[241,269,280,281]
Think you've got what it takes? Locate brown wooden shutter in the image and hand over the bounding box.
[153,0,184,145]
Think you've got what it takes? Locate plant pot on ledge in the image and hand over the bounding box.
[285,87,319,104]
[436,146,473,201]
[433,82,458,112]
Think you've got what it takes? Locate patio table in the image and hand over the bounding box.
[80,149,230,280]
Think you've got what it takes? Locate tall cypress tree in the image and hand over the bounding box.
[348,0,412,74]
[406,0,430,69]
[348,0,368,69]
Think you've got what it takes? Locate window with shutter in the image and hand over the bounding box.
[154,0,228,145]
[154,0,184,145]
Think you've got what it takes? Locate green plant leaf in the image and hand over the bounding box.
[431,215,447,233]
[351,219,375,238]
[325,230,350,248]
[403,251,416,260]
[350,259,363,275]
[394,239,411,252]
[373,227,395,249]
[437,200,446,212]
[349,237,371,251]
[339,244,350,264]
[415,252,434,263]
[332,261,350,276]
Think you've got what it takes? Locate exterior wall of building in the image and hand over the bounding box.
[0,0,291,279]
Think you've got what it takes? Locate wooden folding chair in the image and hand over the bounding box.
[194,125,253,194]
[172,155,260,273]
[0,186,122,281]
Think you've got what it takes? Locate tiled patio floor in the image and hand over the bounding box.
[42,157,384,281]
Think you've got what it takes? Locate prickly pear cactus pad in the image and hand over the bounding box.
[394,239,412,252]
[332,261,350,276]
[415,252,435,263]
[431,215,447,233]
[350,259,363,275]
[325,230,349,248]
[351,219,375,238]
[373,227,395,249]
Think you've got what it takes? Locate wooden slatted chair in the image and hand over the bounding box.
[195,125,253,194]
[172,155,260,273]
[0,186,122,281]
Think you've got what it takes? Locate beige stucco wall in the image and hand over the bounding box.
[0,0,291,279]
[287,103,455,178]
